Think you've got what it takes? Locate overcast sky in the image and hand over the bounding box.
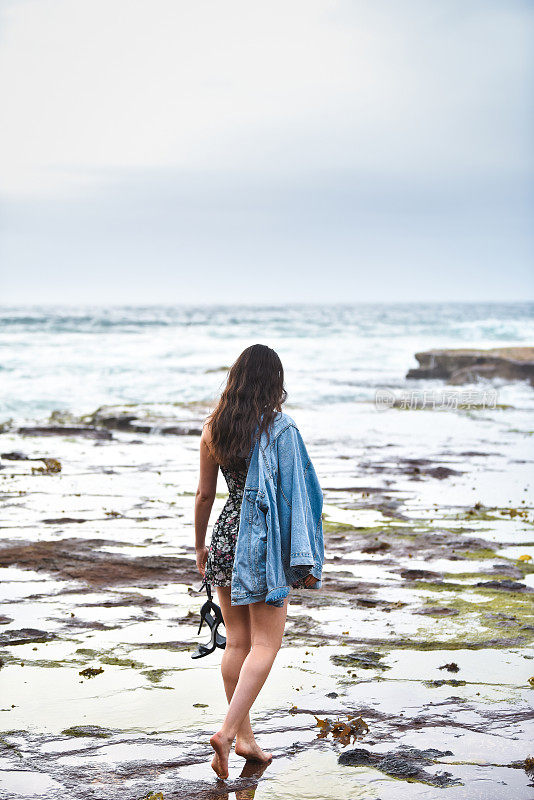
[0,0,532,304]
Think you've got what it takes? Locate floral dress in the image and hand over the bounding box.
[205,465,248,587]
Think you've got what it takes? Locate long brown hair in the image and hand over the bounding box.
[206,344,287,469]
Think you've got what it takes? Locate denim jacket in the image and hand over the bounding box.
[230,411,324,607]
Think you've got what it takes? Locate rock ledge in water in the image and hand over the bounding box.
[406,347,534,386]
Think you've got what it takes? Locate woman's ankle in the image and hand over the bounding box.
[236,731,255,744]
[215,728,235,745]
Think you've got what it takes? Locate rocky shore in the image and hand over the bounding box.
[1,402,533,799]
[406,346,534,386]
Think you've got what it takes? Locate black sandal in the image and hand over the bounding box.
[191,579,226,659]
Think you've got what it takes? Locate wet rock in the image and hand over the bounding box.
[331,650,390,671]
[17,425,112,440]
[42,517,87,524]
[476,579,531,592]
[338,747,378,766]
[426,466,461,479]
[95,593,158,608]
[91,413,140,430]
[361,541,390,554]
[415,606,459,617]
[484,611,518,628]
[400,568,442,581]
[64,618,120,631]
[406,346,534,386]
[61,725,113,738]
[1,451,29,460]
[486,563,524,579]
[161,425,203,436]
[86,408,202,436]
[377,753,423,778]
[134,640,192,652]
[0,537,199,587]
[424,679,467,687]
[0,628,56,645]
[339,745,459,786]
[396,458,462,480]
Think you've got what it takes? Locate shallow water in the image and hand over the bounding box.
[1,303,534,798]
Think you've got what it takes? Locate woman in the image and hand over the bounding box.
[194,343,321,780]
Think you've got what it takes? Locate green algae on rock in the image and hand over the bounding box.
[331,651,391,671]
[61,725,113,738]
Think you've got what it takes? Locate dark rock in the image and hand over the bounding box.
[393,458,462,480]
[476,579,531,592]
[0,628,56,645]
[487,563,524,579]
[17,426,112,440]
[438,662,460,672]
[339,746,459,786]
[61,725,113,738]
[400,569,442,581]
[426,466,461,479]
[331,650,390,671]
[94,414,139,431]
[377,754,421,778]
[415,606,459,617]
[361,541,390,554]
[424,679,466,687]
[86,411,201,436]
[1,451,28,460]
[0,537,199,588]
[406,347,534,387]
[339,747,378,767]
[161,425,203,436]
[398,747,454,760]
[42,517,87,524]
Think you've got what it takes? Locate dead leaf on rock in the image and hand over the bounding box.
[31,458,62,475]
[314,713,368,745]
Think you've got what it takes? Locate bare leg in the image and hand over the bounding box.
[213,588,272,773]
[210,595,288,778]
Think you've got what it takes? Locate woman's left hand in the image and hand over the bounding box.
[196,545,209,577]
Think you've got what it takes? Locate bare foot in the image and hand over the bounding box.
[235,736,273,763]
[210,731,233,779]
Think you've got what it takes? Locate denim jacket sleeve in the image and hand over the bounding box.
[276,423,324,587]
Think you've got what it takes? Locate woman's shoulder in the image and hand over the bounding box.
[274,410,298,430]
[201,420,218,462]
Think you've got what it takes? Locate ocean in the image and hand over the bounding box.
[1,302,533,425]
